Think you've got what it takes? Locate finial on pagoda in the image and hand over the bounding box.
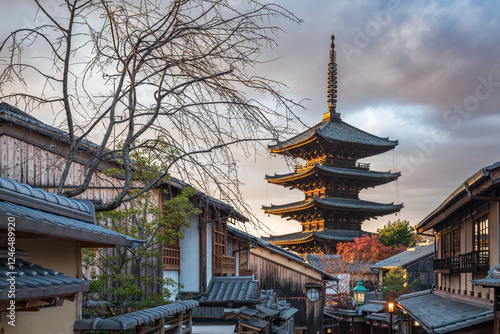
[324,35,340,122]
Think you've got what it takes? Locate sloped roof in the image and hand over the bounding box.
[471,264,500,287]
[227,226,338,281]
[263,197,403,214]
[268,118,398,151]
[0,102,100,151]
[74,300,199,330]
[417,161,500,232]
[306,254,376,274]
[264,229,371,244]
[371,243,434,269]
[0,178,144,248]
[202,276,260,304]
[266,165,400,183]
[0,259,89,300]
[397,289,493,333]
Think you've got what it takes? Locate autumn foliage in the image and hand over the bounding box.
[336,235,406,261]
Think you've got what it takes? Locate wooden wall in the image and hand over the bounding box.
[0,133,124,203]
[249,253,325,333]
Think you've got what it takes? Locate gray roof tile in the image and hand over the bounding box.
[397,290,493,333]
[0,259,89,300]
[371,244,434,269]
[472,264,500,287]
[0,178,144,248]
[202,276,260,303]
[74,300,199,330]
[266,165,400,182]
[268,118,397,150]
[263,197,403,213]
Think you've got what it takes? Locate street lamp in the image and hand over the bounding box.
[388,302,395,334]
[352,279,368,305]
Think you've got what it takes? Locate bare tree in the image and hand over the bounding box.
[0,0,301,222]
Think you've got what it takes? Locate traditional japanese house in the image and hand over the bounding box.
[227,226,338,334]
[397,161,500,334]
[262,36,402,254]
[0,178,144,334]
[372,243,435,292]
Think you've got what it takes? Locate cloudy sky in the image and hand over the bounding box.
[2,0,500,237]
[242,0,500,236]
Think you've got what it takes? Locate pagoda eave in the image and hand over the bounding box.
[262,198,403,216]
[265,165,400,188]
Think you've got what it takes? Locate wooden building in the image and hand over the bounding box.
[262,36,402,254]
[397,161,500,333]
[372,243,435,292]
[0,178,143,334]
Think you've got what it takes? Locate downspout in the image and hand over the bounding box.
[463,182,500,202]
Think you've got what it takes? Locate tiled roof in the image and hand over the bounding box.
[227,226,338,281]
[0,259,89,300]
[397,290,493,333]
[263,197,403,213]
[0,178,144,248]
[471,264,500,287]
[268,118,397,151]
[417,161,500,232]
[264,229,371,243]
[371,243,434,269]
[306,254,376,273]
[74,300,199,330]
[266,165,400,182]
[360,301,386,313]
[202,276,260,304]
[0,102,100,151]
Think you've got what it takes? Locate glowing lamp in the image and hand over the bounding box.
[352,279,369,305]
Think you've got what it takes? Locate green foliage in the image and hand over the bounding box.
[379,267,419,301]
[83,186,198,315]
[377,220,416,248]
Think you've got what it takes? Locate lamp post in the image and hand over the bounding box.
[352,279,368,305]
[388,302,394,334]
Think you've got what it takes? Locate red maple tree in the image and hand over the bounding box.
[336,235,405,261]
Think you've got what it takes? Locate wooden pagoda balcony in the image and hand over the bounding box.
[295,157,370,172]
[433,250,488,273]
[213,255,236,275]
[162,247,180,270]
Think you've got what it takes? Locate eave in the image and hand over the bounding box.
[416,161,500,233]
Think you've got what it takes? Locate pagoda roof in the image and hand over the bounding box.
[268,118,398,153]
[266,165,400,183]
[262,229,371,244]
[262,197,403,215]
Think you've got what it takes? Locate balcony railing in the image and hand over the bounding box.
[295,158,370,172]
[162,247,180,270]
[433,250,488,273]
[213,255,236,275]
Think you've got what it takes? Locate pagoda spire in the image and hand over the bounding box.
[324,35,340,122]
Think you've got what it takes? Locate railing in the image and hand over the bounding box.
[295,157,370,172]
[213,255,236,275]
[433,250,488,273]
[162,247,180,270]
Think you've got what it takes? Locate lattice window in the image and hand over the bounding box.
[474,216,489,262]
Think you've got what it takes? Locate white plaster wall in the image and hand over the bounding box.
[179,215,201,292]
[163,270,179,301]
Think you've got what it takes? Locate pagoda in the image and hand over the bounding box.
[262,36,403,254]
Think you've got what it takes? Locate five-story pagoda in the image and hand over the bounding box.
[262,36,403,254]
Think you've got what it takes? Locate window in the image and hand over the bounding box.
[442,229,460,258]
[474,217,489,262]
